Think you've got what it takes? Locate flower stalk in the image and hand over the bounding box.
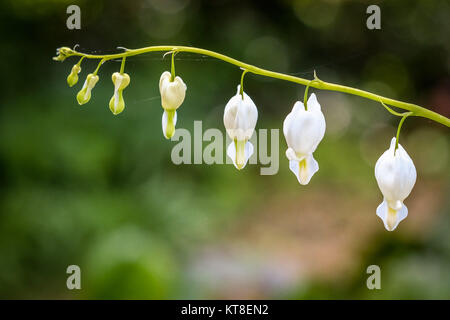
[54,45,449,127]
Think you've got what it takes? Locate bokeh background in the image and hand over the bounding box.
[0,0,449,299]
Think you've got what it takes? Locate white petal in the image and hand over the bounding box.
[285,147,299,161]
[283,100,325,156]
[160,72,187,111]
[292,100,305,113]
[162,110,177,139]
[223,86,258,141]
[226,140,253,170]
[376,199,408,231]
[307,93,322,112]
[159,71,171,93]
[288,154,319,185]
[282,102,303,138]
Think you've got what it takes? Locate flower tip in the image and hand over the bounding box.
[111,109,123,116]
[53,46,73,62]
[76,91,88,105]
[162,110,177,139]
[109,98,125,115]
[164,129,175,139]
[376,200,408,232]
[163,122,175,139]
[385,225,396,232]
[226,140,253,170]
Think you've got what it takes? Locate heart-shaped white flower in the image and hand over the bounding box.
[159,71,187,139]
[375,137,417,231]
[283,93,326,185]
[223,85,258,170]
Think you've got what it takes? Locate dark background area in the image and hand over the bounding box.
[0,0,449,299]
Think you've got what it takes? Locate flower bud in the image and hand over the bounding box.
[76,73,99,105]
[375,137,417,231]
[53,47,73,62]
[223,85,258,170]
[283,93,326,185]
[67,64,81,87]
[159,71,187,139]
[109,72,130,115]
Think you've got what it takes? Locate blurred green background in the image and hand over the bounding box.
[0,0,449,299]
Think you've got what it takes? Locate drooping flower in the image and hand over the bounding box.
[159,71,187,139]
[67,64,81,87]
[283,93,326,185]
[223,85,258,170]
[109,72,130,115]
[76,73,99,105]
[375,137,417,231]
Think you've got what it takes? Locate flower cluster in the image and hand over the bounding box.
[64,59,131,115]
[62,51,420,232]
[158,74,417,231]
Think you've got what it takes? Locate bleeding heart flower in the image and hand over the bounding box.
[159,71,187,139]
[283,93,326,185]
[223,85,258,170]
[375,137,417,231]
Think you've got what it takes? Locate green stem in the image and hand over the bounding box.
[120,56,126,74]
[76,56,85,66]
[303,80,318,111]
[59,45,450,127]
[395,112,412,154]
[93,58,105,75]
[240,69,248,99]
[170,52,176,81]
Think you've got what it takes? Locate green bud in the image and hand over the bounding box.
[109,72,130,115]
[53,47,73,62]
[67,64,81,87]
[76,73,99,105]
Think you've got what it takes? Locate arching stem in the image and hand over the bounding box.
[55,45,450,127]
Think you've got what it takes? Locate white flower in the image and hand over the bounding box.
[283,93,326,185]
[375,137,417,231]
[223,85,258,170]
[109,72,130,115]
[159,71,187,139]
